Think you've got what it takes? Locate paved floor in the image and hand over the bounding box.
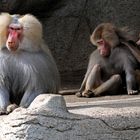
[66,94,140,109]
[61,89,140,104]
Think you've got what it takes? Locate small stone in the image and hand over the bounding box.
[29,94,68,112]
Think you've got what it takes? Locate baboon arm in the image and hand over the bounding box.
[122,41,140,63]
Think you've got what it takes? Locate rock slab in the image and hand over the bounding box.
[0,94,140,140]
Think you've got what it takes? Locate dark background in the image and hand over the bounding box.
[0,0,140,88]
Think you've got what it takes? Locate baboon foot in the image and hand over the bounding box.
[82,90,94,98]
[75,91,83,97]
[128,90,139,95]
[6,104,18,114]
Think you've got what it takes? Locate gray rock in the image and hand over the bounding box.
[0,94,140,140]
[29,94,68,112]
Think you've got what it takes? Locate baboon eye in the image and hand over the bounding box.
[9,27,14,30]
[97,40,104,45]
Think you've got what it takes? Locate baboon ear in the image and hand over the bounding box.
[90,24,104,46]
[90,23,120,48]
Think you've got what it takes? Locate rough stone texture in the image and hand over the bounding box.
[0,0,140,85]
[41,0,140,73]
[0,94,140,140]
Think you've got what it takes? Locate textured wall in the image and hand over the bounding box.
[42,0,140,73]
[0,0,140,85]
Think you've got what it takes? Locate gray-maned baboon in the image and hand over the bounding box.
[0,13,60,114]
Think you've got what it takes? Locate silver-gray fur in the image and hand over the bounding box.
[0,47,60,109]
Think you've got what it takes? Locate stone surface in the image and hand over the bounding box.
[29,94,68,112]
[0,94,140,140]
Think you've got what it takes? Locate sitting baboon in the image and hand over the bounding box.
[76,23,139,98]
[0,13,60,114]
